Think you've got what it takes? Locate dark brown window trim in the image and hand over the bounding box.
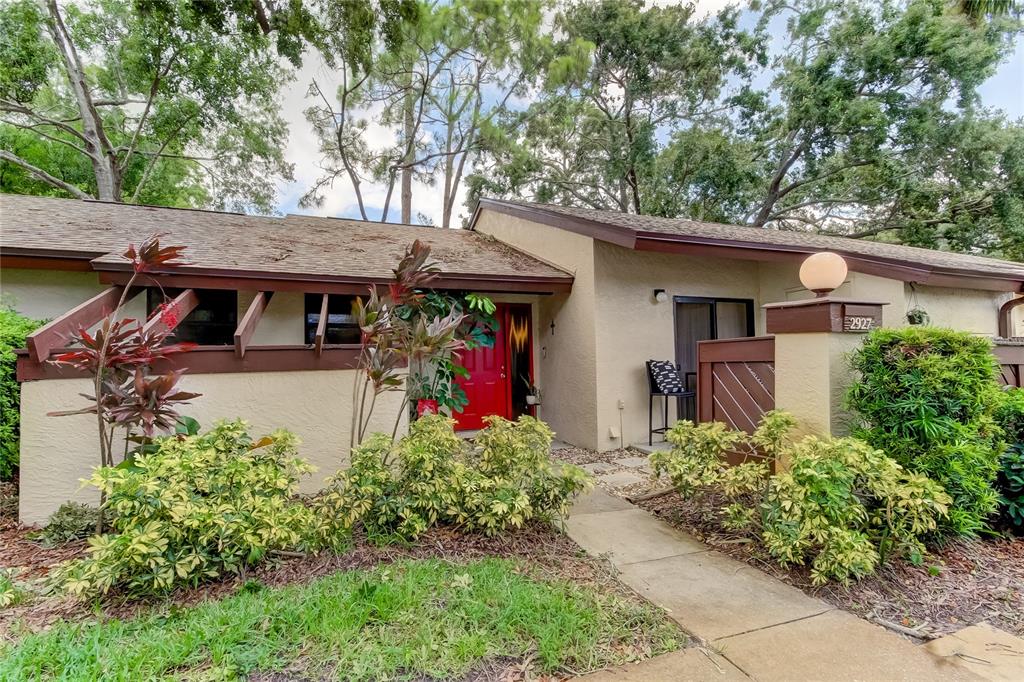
[16,344,365,381]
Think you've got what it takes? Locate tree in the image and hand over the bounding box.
[304,0,553,227]
[731,0,1021,248]
[470,0,1023,258]
[468,0,760,215]
[0,0,295,210]
[178,0,417,70]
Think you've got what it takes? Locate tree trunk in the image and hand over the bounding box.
[45,0,120,201]
[401,88,415,223]
[622,95,642,214]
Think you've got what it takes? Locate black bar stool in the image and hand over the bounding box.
[646,360,696,446]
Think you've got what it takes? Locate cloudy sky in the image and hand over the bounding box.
[273,0,1024,227]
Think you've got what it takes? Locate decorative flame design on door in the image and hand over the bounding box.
[508,314,529,353]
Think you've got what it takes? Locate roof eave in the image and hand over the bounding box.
[92,261,573,295]
[472,201,1023,293]
[472,198,637,249]
[634,233,1024,293]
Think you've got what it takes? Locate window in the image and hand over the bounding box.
[146,288,237,346]
[304,294,360,345]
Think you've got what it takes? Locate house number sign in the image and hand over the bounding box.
[843,315,876,332]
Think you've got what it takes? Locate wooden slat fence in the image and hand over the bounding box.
[994,341,1024,388]
[697,336,776,432]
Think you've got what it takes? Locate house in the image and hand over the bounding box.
[469,199,1024,451]
[2,192,1023,524]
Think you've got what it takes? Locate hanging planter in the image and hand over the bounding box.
[906,307,930,326]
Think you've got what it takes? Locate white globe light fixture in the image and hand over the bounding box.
[799,252,848,297]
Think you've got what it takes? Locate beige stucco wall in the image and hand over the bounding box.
[906,284,1011,335]
[1,268,146,324]
[238,290,306,345]
[473,212,600,448]
[19,369,407,525]
[756,266,907,327]
[593,243,764,450]
[773,332,862,445]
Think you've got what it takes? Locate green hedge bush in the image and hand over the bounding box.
[0,307,42,480]
[650,411,951,584]
[847,327,1003,536]
[994,388,1024,531]
[55,421,321,596]
[315,415,592,542]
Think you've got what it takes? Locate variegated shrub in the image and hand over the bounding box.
[316,415,592,541]
[649,411,951,584]
[56,420,320,596]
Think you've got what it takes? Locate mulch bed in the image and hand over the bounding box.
[0,483,88,585]
[553,445,1024,639]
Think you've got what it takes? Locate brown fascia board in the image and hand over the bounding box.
[634,233,1024,293]
[92,261,573,294]
[0,246,104,271]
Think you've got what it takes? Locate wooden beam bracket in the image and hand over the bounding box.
[314,293,328,356]
[25,286,141,363]
[142,288,199,337]
[234,292,273,358]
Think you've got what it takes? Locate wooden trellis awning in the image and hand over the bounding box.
[17,287,359,381]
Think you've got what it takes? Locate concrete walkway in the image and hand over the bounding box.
[567,489,983,681]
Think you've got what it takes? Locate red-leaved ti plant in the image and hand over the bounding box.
[48,236,200,531]
[349,240,467,450]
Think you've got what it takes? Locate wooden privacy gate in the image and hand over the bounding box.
[995,341,1024,388]
[697,336,776,435]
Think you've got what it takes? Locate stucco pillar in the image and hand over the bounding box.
[765,297,889,448]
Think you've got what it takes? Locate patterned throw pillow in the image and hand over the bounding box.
[648,360,684,394]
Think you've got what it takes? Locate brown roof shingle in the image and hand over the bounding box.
[0,194,573,287]
[477,199,1024,284]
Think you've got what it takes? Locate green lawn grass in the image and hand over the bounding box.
[1,557,682,681]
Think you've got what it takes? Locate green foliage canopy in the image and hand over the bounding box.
[0,0,294,210]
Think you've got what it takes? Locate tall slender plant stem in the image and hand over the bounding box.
[92,273,138,531]
[349,348,367,450]
[391,392,410,442]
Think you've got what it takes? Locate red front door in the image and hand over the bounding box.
[454,305,510,431]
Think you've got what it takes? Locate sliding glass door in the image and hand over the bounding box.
[673,296,756,393]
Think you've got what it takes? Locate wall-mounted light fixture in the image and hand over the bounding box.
[652,288,668,303]
[799,252,848,297]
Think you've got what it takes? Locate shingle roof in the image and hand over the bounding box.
[476,199,1024,284]
[0,194,573,287]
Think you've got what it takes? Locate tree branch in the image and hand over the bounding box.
[0,149,90,199]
